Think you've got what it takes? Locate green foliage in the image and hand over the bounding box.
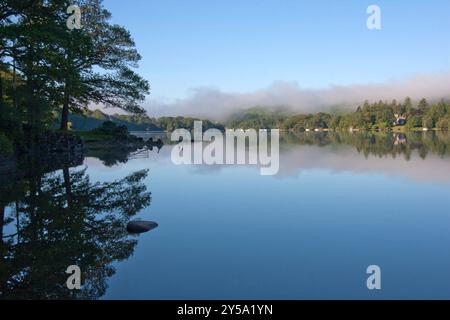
[65,109,160,131]
[405,115,422,129]
[228,107,290,129]
[91,121,130,140]
[403,97,413,113]
[0,0,149,135]
[436,117,450,130]
[227,98,450,132]
[422,116,434,129]
[418,98,429,111]
[62,109,227,132]
[2,1,449,139]
[0,133,14,156]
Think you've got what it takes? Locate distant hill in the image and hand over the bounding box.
[67,109,162,131]
[63,109,225,132]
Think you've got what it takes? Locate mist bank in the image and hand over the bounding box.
[80,96,450,134]
[145,73,450,121]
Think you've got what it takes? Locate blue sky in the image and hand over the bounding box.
[104,0,450,110]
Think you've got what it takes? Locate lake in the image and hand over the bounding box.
[2,131,450,299]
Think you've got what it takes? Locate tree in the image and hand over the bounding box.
[417,98,429,112]
[328,114,342,129]
[423,116,434,129]
[403,97,413,114]
[405,115,422,129]
[436,117,450,130]
[57,0,150,130]
[0,0,149,133]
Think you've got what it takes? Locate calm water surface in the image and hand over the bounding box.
[2,132,450,299]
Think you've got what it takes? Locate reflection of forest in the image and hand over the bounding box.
[0,155,152,299]
[280,131,450,160]
[85,144,163,167]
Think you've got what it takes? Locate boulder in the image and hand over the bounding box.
[126,220,158,234]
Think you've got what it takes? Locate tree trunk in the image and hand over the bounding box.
[24,49,41,132]
[0,206,5,241]
[26,79,36,131]
[12,55,17,110]
[0,71,4,104]
[63,166,73,208]
[60,83,70,131]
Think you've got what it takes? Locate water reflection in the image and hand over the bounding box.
[161,131,450,183]
[277,131,450,182]
[86,144,164,167]
[280,131,450,160]
[2,131,450,299]
[0,158,153,299]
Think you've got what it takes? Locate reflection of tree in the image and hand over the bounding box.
[280,131,450,160]
[0,166,151,299]
[86,144,164,167]
[86,147,134,167]
[0,206,4,241]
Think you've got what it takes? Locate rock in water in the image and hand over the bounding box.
[126,221,158,234]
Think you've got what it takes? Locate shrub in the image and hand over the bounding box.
[0,133,14,157]
[405,115,422,129]
[422,116,434,129]
[436,117,450,130]
[92,121,129,139]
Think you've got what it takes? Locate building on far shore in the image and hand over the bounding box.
[394,114,407,126]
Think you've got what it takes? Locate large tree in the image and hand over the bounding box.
[1,1,72,131]
[56,0,150,130]
[0,0,149,133]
